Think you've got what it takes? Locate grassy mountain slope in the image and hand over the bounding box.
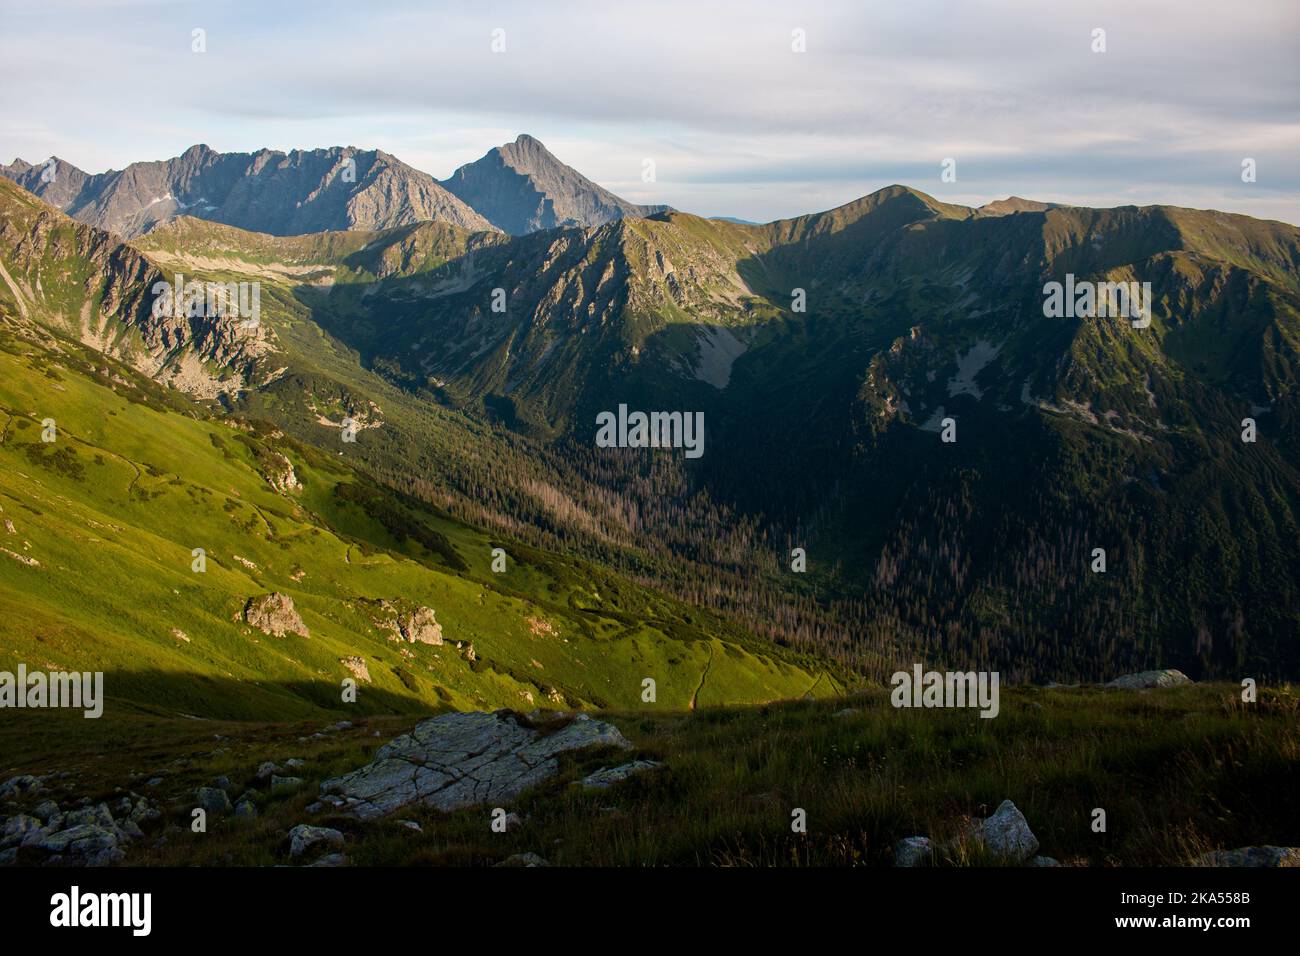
[0,180,841,721]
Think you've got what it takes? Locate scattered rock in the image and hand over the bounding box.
[307,852,348,867]
[1031,855,1062,867]
[579,760,663,790]
[0,775,41,801]
[893,836,934,867]
[244,592,308,637]
[1105,669,1193,690]
[284,758,306,770]
[500,811,525,832]
[214,775,235,793]
[496,852,549,867]
[255,761,282,781]
[1195,846,1300,867]
[832,708,859,718]
[234,798,259,821]
[326,721,354,732]
[288,824,344,859]
[397,820,422,832]
[319,711,631,820]
[1,814,42,849]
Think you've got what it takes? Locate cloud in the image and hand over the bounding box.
[1,0,1296,223]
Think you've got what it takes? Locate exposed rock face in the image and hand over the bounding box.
[440,134,670,235]
[1,144,492,238]
[0,178,275,401]
[244,592,308,637]
[263,451,301,494]
[1195,846,1300,867]
[319,711,630,820]
[1105,669,1193,689]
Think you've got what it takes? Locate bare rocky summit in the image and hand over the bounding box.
[440,134,670,234]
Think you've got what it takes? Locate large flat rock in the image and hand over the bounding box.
[1105,669,1192,689]
[318,711,630,820]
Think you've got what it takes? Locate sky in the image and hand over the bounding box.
[2,0,1298,224]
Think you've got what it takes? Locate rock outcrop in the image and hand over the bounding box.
[244,592,308,637]
[401,606,443,645]
[1105,669,1192,689]
[318,711,630,820]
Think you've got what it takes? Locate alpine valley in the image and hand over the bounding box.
[0,135,1297,868]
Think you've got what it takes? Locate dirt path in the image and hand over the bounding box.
[690,643,715,711]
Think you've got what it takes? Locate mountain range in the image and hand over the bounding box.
[1,135,670,240]
[1,137,1298,714]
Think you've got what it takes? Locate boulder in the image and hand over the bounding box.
[1195,846,1300,867]
[319,711,630,820]
[288,824,344,859]
[401,606,443,645]
[0,814,42,849]
[195,787,232,816]
[255,761,282,781]
[893,836,934,867]
[579,760,663,789]
[244,592,308,637]
[0,774,41,801]
[972,800,1039,862]
[1105,669,1192,690]
[38,824,119,857]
